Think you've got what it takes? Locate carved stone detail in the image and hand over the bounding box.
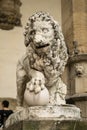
[0,0,22,30]
[75,64,84,77]
[5,105,81,128]
[16,11,68,107]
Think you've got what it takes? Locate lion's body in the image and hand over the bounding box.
[16,12,68,106]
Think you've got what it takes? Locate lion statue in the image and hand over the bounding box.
[16,11,68,107]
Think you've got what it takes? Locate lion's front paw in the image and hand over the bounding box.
[27,78,45,94]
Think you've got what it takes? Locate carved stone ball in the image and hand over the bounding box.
[24,85,49,106]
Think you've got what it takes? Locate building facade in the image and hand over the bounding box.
[61,0,87,120]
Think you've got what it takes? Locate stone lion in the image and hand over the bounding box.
[16,11,68,107]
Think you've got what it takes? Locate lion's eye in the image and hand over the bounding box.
[42,28,49,33]
[29,30,36,35]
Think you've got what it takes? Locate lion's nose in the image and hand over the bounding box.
[34,34,43,43]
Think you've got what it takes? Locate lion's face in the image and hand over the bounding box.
[29,20,54,55]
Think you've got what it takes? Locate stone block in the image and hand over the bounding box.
[75,77,87,93]
[4,120,87,130]
[76,101,87,120]
[4,105,80,130]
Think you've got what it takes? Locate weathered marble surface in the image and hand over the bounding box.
[19,120,87,130]
[16,11,68,107]
[5,105,80,128]
[4,120,87,130]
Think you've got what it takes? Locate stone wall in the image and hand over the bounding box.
[61,0,73,55]
[73,0,87,54]
[61,0,87,55]
[61,0,87,120]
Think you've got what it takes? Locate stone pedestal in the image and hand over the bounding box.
[4,105,81,130]
[4,120,87,130]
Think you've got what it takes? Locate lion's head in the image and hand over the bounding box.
[24,11,68,83]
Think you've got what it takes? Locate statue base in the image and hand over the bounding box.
[4,105,82,130]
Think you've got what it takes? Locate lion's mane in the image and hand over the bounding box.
[23,11,68,87]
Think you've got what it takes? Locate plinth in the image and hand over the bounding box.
[4,105,81,130]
